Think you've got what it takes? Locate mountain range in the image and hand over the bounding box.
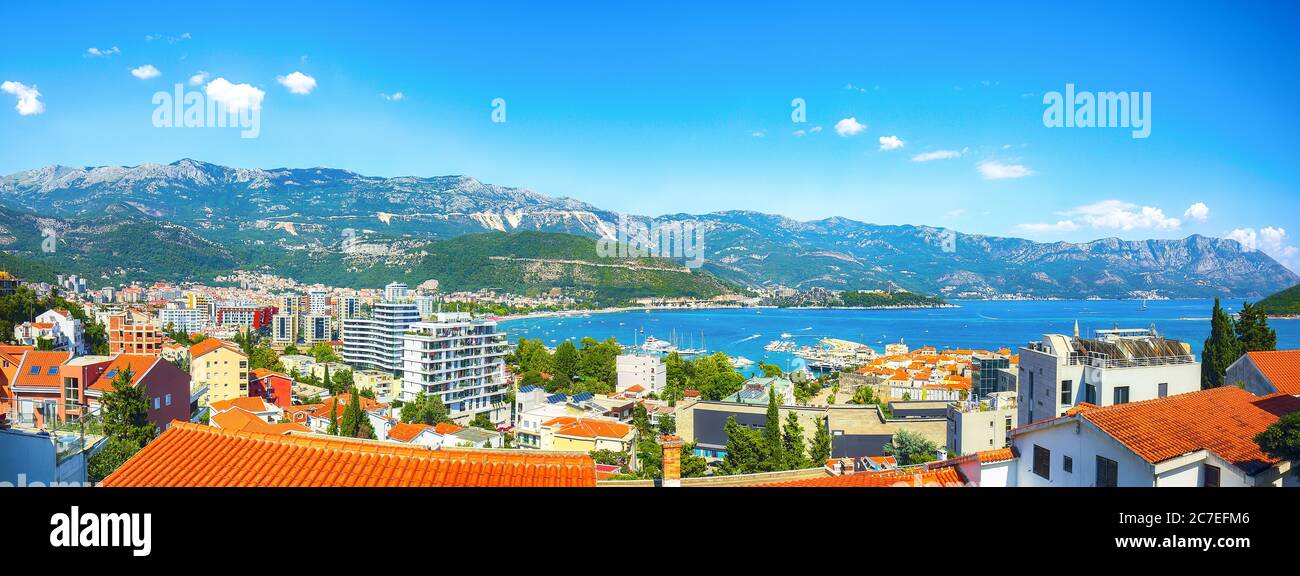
[1,159,1296,299]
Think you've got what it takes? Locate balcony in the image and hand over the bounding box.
[1,401,107,463]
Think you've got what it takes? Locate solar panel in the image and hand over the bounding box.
[546,394,567,404]
[519,385,537,393]
[571,392,594,403]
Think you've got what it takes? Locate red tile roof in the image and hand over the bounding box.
[388,422,435,443]
[1243,350,1300,395]
[761,466,965,487]
[190,338,240,359]
[309,393,384,419]
[13,351,73,389]
[543,416,633,440]
[210,396,273,414]
[1080,387,1300,475]
[433,422,464,435]
[100,422,596,487]
[210,409,308,435]
[89,355,160,392]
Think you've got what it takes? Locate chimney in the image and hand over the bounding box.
[658,434,684,487]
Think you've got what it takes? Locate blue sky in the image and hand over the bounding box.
[2,1,1298,269]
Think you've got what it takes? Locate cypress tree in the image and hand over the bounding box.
[763,388,785,471]
[1202,298,1242,389]
[1235,302,1277,353]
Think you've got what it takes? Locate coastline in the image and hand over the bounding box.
[493,302,957,322]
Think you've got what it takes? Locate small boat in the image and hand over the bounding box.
[780,332,793,338]
[731,356,755,368]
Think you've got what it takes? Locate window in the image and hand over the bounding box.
[153,397,161,410]
[1113,386,1130,405]
[1005,417,1012,433]
[1204,464,1220,487]
[1096,456,1119,487]
[47,366,58,375]
[1063,455,1073,473]
[29,365,40,375]
[1086,384,1097,404]
[164,393,172,406]
[1032,445,1051,480]
[1158,383,1168,398]
[1060,380,1072,405]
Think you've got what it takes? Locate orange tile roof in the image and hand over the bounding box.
[210,409,308,435]
[100,422,596,487]
[433,422,464,435]
[210,396,273,414]
[761,466,965,487]
[190,338,240,359]
[250,368,290,380]
[1078,387,1300,475]
[1243,350,1300,395]
[89,355,160,392]
[13,351,74,388]
[544,417,633,440]
[310,393,384,419]
[388,422,435,443]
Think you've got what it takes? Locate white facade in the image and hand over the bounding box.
[400,313,508,424]
[159,307,208,335]
[384,282,409,302]
[303,314,332,344]
[272,312,297,344]
[342,301,420,373]
[616,354,666,394]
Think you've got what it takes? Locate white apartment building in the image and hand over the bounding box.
[384,282,409,302]
[1017,327,1199,426]
[400,313,508,424]
[337,296,361,320]
[616,353,666,394]
[414,294,436,318]
[159,307,208,335]
[342,300,420,373]
[946,391,1017,456]
[272,312,297,344]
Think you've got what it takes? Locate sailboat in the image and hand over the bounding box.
[1137,298,1148,312]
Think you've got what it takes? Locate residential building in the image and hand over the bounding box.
[8,351,75,427]
[247,368,293,408]
[307,288,329,315]
[302,314,332,344]
[970,353,1011,398]
[616,354,666,394]
[414,293,436,318]
[213,303,276,331]
[1224,350,1300,397]
[272,312,296,344]
[13,309,86,354]
[722,376,797,405]
[159,306,208,334]
[1011,387,1300,487]
[947,391,1017,455]
[0,271,20,296]
[384,282,409,302]
[539,416,636,454]
[107,312,163,356]
[190,339,249,405]
[400,313,508,424]
[85,354,191,432]
[1017,327,1199,426]
[342,300,420,373]
[336,296,361,320]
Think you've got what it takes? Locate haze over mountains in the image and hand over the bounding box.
[0,159,1295,299]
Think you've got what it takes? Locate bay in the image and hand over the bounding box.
[499,299,1300,375]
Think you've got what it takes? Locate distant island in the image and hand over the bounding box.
[768,289,948,309]
[1257,283,1300,317]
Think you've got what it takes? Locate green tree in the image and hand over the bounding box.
[1254,411,1300,477]
[469,412,495,430]
[1202,298,1243,389]
[762,388,786,470]
[657,413,676,436]
[679,442,708,478]
[1235,301,1277,353]
[883,429,939,465]
[338,390,374,439]
[307,342,341,364]
[326,397,340,436]
[782,412,807,469]
[89,367,158,480]
[400,391,451,425]
[718,416,766,475]
[631,403,652,438]
[551,340,580,389]
[808,417,831,464]
[759,362,783,377]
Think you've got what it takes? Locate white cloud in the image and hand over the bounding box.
[1016,220,1081,234]
[188,71,210,86]
[1065,200,1180,231]
[1228,226,1299,271]
[1183,202,1210,222]
[1,81,44,116]
[380,91,404,101]
[878,135,904,151]
[977,160,1033,180]
[131,65,161,80]
[276,71,316,95]
[86,46,120,57]
[204,78,265,113]
[944,208,966,219]
[808,125,822,134]
[911,149,963,162]
[834,117,866,137]
[751,130,766,138]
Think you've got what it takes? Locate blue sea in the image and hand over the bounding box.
[499,300,1300,375]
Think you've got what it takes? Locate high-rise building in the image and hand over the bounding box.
[400,313,508,424]
[336,296,361,320]
[303,314,332,344]
[414,294,436,318]
[971,353,1011,399]
[384,282,409,302]
[213,303,277,331]
[159,307,208,335]
[341,301,420,373]
[107,312,163,356]
[307,289,329,315]
[272,313,297,344]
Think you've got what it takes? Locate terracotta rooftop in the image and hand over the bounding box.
[210,396,274,414]
[210,409,308,435]
[88,355,160,392]
[1077,387,1300,475]
[190,338,241,359]
[13,350,74,389]
[1242,350,1300,395]
[101,421,597,487]
[543,416,633,440]
[433,422,464,435]
[388,422,435,443]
